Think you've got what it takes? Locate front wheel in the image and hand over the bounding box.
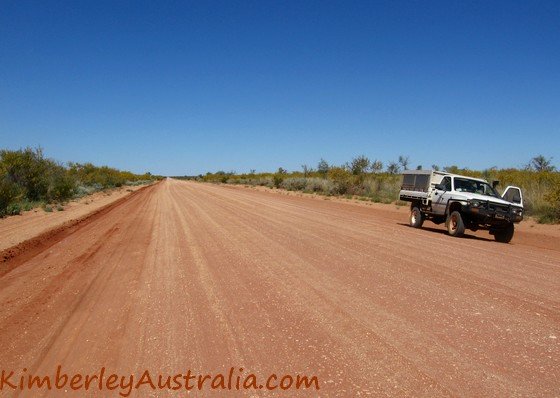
[410,206,424,228]
[494,223,514,243]
[447,211,465,237]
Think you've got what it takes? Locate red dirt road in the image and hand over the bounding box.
[0,178,559,397]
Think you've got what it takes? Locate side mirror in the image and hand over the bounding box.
[434,184,443,190]
[492,180,500,189]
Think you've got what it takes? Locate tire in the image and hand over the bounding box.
[409,206,424,228]
[447,211,465,237]
[494,223,514,243]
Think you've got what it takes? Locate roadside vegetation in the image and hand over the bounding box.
[180,155,560,224]
[0,147,159,217]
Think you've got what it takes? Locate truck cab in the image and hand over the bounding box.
[399,170,523,243]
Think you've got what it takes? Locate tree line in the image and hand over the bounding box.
[0,147,159,216]
[192,154,559,223]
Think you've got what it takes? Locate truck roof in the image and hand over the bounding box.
[402,169,489,183]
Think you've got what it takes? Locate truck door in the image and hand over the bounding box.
[502,186,523,207]
[432,176,452,214]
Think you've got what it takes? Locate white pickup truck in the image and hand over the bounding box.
[399,170,524,243]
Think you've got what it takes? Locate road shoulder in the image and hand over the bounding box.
[0,183,155,276]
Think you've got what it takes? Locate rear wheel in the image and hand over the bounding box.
[447,211,465,237]
[409,206,424,228]
[494,223,514,243]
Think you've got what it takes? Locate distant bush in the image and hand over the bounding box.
[540,182,560,223]
[49,171,76,201]
[1,147,52,201]
[74,184,101,198]
[273,174,284,188]
[327,167,352,194]
[303,177,336,194]
[281,178,307,191]
[21,200,38,211]
[6,202,22,216]
[67,163,152,189]
[201,167,411,202]
[125,179,153,186]
[0,177,20,216]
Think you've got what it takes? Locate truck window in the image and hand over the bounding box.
[454,178,475,193]
[441,177,451,191]
[454,177,500,197]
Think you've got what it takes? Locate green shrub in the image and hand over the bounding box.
[349,155,370,176]
[0,147,51,201]
[6,202,22,215]
[538,183,560,223]
[0,177,20,216]
[273,174,284,188]
[305,178,335,193]
[21,200,41,211]
[49,172,76,201]
[327,167,352,194]
[536,206,558,224]
[281,178,307,191]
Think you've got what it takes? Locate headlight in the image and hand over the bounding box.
[470,200,481,208]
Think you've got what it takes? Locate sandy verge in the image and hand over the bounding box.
[0,184,153,253]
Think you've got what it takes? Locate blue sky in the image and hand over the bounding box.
[1,0,559,175]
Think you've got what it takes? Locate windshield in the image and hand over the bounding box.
[453,177,500,198]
